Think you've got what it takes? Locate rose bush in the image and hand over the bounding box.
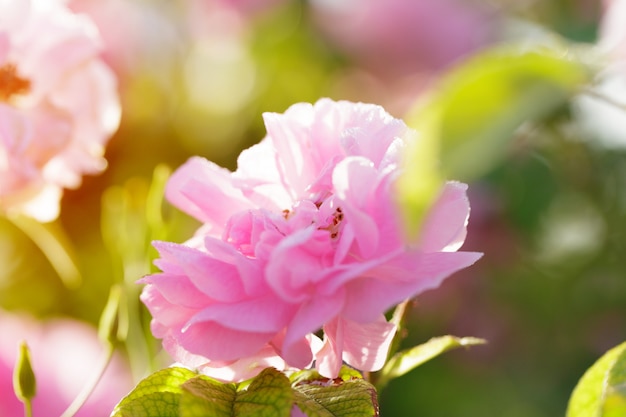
[140,98,481,380]
[0,0,119,221]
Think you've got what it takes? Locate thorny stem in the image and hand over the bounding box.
[59,342,115,417]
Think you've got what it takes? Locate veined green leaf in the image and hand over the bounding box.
[234,367,293,417]
[179,376,237,417]
[180,367,293,417]
[111,367,199,417]
[292,367,378,417]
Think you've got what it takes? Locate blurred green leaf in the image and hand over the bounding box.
[375,336,486,392]
[395,125,443,239]
[98,284,128,345]
[13,341,36,402]
[8,215,81,289]
[405,46,591,182]
[567,341,626,417]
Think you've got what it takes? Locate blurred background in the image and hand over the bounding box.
[3,0,625,415]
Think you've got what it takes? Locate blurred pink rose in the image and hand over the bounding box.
[600,0,626,63]
[0,311,132,417]
[0,0,120,221]
[311,0,494,77]
[140,98,481,379]
[67,0,181,82]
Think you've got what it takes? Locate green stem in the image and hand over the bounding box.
[388,299,414,358]
[59,343,115,417]
[24,399,32,417]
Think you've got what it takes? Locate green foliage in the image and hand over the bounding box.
[98,284,128,346]
[375,336,486,392]
[293,376,378,417]
[567,341,626,417]
[179,377,238,417]
[407,45,591,181]
[397,45,591,236]
[111,367,199,417]
[112,366,380,417]
[8,215,81,289]
[180,368,293,417]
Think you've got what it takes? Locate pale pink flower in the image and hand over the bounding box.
[0,311,132,417]
[599,0,626,65]
[140,98,481,379]
[0,0,120,221]
[311,0,493,76]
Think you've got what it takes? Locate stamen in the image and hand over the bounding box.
[0,63,31,101]
[320,207,344,240]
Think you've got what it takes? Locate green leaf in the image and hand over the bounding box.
[375,336,486,392]
[293,378,378,417]
[395,123,443,239]
[292,367,378,417]
[290,366,363,387]
[180,367,293,417]
[111,367,198,417]
[567,341,626,417]
[179,376,236,417]
[235,367,293,417]
[113,366,378,417]
[405,45,591,182]
[13,341,36,402]
[8,215,81,289]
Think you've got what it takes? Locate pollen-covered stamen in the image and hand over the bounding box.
[0,63,31,102]
[321,207,344,239]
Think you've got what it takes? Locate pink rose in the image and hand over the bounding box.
[311,0,493,76]
[0,311,132,417]
[0,0,120,221]
[599,0,626,64]
[140,98,481,379]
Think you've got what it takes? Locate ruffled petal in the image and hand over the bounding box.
[342,251,482,323]
[419,181,470,252]
[188,294,295,333]
[153,241,246,303]
[315,317,344,378]
[178,320,273,363]
[281,289,345,368]
[166,156,253,227]
[341,316,396,372]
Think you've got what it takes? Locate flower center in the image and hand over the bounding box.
[0,63,31,102]
[321,207,344,239]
